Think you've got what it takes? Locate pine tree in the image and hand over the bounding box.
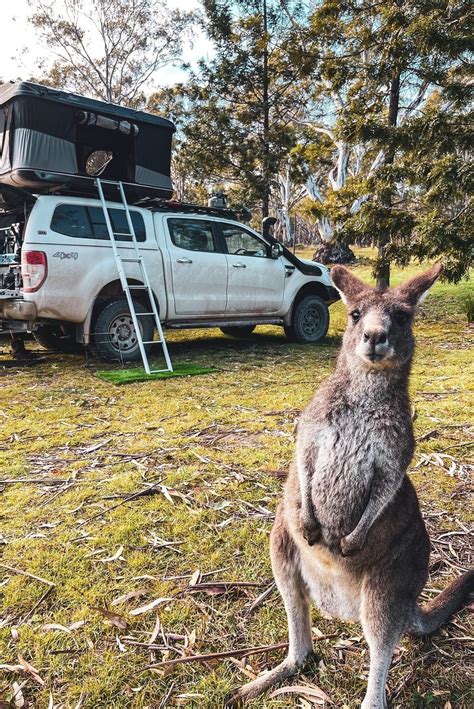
[169,1,305,218]
[287,0,472,284]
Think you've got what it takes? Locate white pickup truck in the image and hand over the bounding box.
[0,189,339,362]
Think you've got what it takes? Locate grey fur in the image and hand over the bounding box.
[229,264,473,708]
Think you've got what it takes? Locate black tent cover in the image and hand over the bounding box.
[0,82,176,200]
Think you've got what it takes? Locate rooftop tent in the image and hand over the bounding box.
[0,82,176,201]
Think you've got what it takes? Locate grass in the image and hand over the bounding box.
[0,248,472,708]
[95,363,217,384]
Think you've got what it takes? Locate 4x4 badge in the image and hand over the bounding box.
[52,251,78,260]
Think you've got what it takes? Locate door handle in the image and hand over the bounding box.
[232,263,246,268]
[177,257,193,264]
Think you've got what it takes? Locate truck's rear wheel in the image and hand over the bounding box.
[220,325,256,338]
[91,298,154,363]
[34,323,83,354]
[284,295,329,343]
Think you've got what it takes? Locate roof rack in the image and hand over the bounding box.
[135,196,251,222]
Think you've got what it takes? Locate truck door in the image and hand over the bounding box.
[219,223,285,314]
[165,217,227,315]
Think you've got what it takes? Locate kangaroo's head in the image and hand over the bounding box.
[331,263,443,371]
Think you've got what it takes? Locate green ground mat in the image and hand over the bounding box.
[95,363,216,384]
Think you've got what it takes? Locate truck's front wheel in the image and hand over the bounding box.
[91,298,154,363]
[284,295,329,343]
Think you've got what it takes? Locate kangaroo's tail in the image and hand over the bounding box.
[410,570,474,636]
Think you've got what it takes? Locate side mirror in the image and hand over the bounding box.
[270,243,283,259]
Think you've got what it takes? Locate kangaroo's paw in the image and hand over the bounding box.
[227,657,302,705]
[340,530,365,557]
[301,514,322,547]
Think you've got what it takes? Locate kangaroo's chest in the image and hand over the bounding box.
[307,408,397,533]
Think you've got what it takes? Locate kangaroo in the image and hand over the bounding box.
[230,264,473,708]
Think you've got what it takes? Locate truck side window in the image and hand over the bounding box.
[168,218,216,253]
[51,204,146,241]
[50,204,90,239]
[221,225,267,257]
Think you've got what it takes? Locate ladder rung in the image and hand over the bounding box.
[95,178,173,375]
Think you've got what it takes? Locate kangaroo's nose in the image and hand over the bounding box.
[364,330,387,345]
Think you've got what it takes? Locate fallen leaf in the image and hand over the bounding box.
[42,623,72,634]
[189,570,201,586]
[149,614,161,645]
[333,638,354,649]
[100,546,125,562]
[129,597,173,616]
[12,681,25,708]
[111,588,147,606]
[269,684,331,704]
[92,607,127,630]
[69,620,87,631]
[17,654,45,686]
[83,438,112,453]
[160,485,175,504]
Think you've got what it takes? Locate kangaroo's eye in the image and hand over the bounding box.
[394,310,409,325]
[350,309,361,322]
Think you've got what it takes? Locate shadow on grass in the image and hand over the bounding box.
[97,331,344,371]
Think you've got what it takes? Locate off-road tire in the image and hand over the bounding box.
[91,298,154,363]
[220,326,256,338]
[284,295,329,343]
[34,323,83,354]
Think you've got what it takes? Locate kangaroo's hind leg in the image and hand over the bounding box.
[228,515,313,705]
[360,577,413,709]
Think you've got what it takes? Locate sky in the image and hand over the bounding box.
[0,0,210,89]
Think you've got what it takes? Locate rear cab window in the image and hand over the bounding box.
[50,204,146,242]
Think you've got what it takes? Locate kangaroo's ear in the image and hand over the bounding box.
[394,263,443,306]
[330,265,370,305]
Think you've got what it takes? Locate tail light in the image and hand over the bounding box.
[22,251,48,292]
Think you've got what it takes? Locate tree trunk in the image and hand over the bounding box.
[376,71,400,289]
[262,0,270,218]
[375,255,390,289]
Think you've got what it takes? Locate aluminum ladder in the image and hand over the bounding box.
[95,178,173,375]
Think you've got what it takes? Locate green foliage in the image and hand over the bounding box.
[463,293,474,323]
[276,0,472,282]
[159,1,304,215]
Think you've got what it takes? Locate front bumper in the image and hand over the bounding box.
[325,285,341,304]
